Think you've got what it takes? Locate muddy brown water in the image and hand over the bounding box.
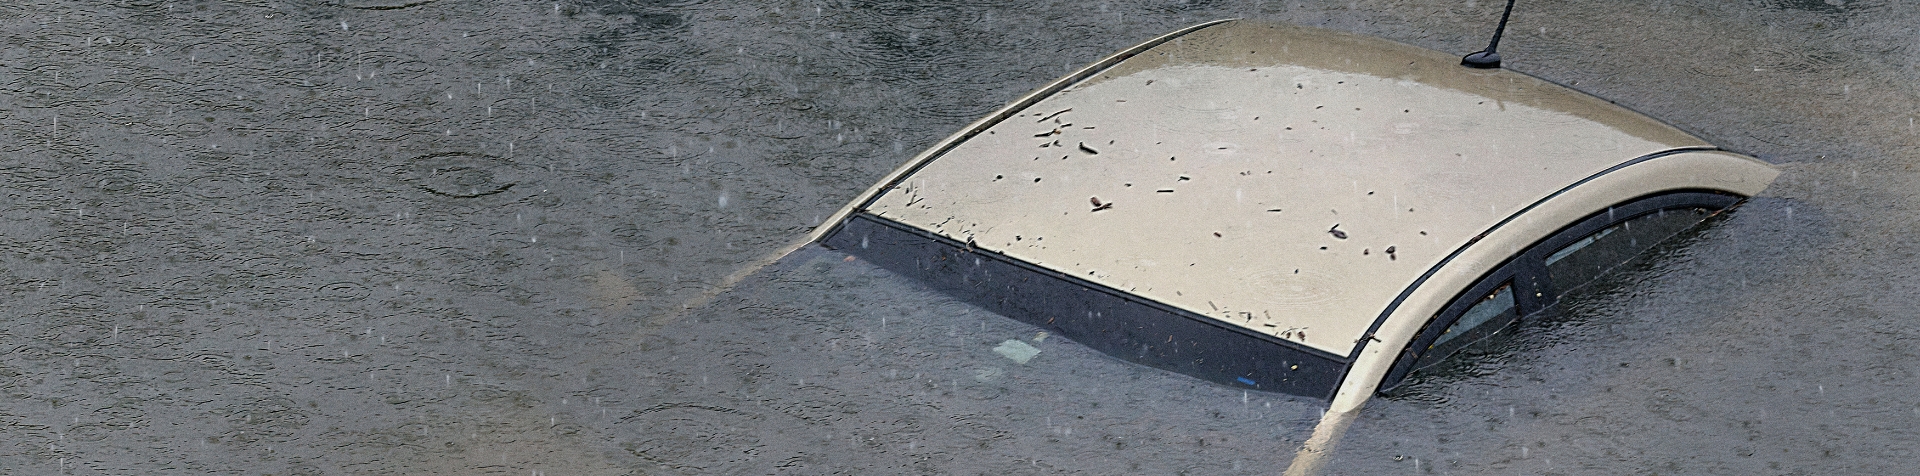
[2,0,1917,474]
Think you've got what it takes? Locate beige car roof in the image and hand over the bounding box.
[847,20,1730,358]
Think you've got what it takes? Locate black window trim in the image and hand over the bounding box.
[824,211,1353,400]
[1374,189,1744,393]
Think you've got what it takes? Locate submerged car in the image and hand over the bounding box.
[805,19,1777,410]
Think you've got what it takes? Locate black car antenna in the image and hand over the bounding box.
[1461,0,1517,69]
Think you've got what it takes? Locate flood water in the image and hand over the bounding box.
[3,0,1917,474]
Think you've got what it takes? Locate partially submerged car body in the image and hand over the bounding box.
[808,20,1777,409]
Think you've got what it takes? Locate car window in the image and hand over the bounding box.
[1544,207,1713,295]
[1412,282,1517,371]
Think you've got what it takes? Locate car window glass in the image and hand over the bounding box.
[1545,207,1712,294]
[1431,283,1515,349]
[1405,281,1520,375]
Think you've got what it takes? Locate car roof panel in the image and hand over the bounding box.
[861,20,1713,357]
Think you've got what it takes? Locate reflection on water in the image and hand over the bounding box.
[1,0,1917,473]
